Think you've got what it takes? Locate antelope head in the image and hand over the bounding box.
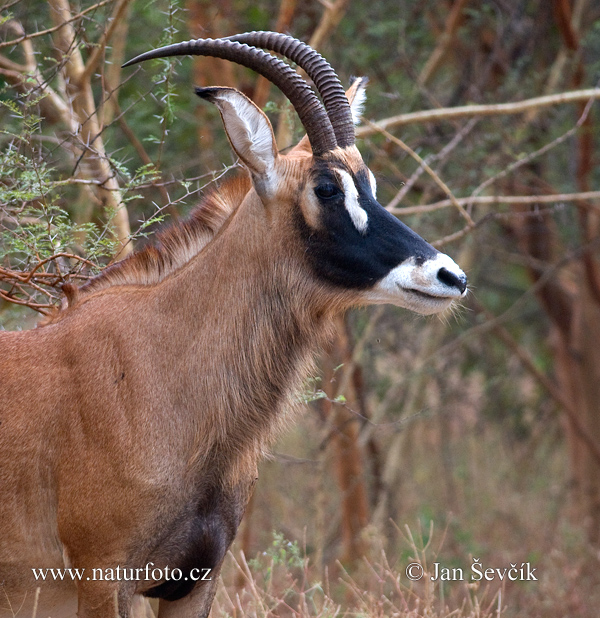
[124,32,467,315]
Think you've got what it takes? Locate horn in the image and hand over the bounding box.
[224,32,355,149]
[123,38,338,156]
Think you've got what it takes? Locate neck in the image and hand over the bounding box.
[155,195,335,475]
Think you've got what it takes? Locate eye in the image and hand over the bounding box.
[315,183,342,200]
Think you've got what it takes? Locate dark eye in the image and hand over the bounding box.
[315,183,341,200]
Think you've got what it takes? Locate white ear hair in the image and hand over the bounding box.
[196,87,279,194]
[345,77,368,125]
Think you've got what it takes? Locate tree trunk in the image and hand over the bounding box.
[321,315,370,564]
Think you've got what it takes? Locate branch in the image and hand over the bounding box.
[0,290,53,314]
[47,0,132,256]
[362,119,474,226]
[469,90,596,201]
[0,52,27,73]
[387,117,478,210]
[355,88,600,136]
[0,0,114,50]
[0,22,78,129]
[418,0,470,86]
[471,297,600,469]
[432,236,600,359]
[308,0,349,51]
[80,0,133,84]
[391,190,600,215]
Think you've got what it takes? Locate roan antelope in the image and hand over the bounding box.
[0,32,467,618]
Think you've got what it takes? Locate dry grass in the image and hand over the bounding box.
[212,524,505,618]
[214,396,600,618]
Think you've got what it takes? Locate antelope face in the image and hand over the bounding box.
[124,33,467,315]
[293,148,467,314]
[195,86,466,315]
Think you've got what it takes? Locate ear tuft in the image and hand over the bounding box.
[346,77,369,125]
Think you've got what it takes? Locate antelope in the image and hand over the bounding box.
[0,32,467,618]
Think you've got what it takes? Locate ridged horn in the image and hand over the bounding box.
[224,32,355,149]
[123,38,338,156]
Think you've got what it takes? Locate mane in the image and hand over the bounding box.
[61,174,252,312]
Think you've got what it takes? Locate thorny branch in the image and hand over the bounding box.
[386,118,479,210]
[0,254,95,314]
[79,0,134,84]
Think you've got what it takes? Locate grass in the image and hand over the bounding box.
[210,404,600,618]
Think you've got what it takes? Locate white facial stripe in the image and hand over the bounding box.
[336,169,368,234]
[368,169,377,199]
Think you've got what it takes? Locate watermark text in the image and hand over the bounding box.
[32,564,212,583]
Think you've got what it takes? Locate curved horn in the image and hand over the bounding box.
[123,39,337,156]
[224,32,355,149]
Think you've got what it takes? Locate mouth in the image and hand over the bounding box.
[404,288,458,302]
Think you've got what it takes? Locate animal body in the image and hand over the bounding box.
[0,32,467,618]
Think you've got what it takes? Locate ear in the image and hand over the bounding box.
[196,87,279,194]
[345,77,368,125]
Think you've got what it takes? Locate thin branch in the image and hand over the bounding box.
[0,290,53,314]
[429,207,570,248]
[0,53,27,73]
[432,221,480,247]
[469,91,597,201]
[80,0,133,84]
[22,253,97,283]
[0,0,26,10]
[471,297,600,469]
[308,0,349,51]
[524,0,587,123]
[355,88,600,137]
[387,117,478,210]
[418,0,470,86]
[47,0,132,256]
[363,119,474,226]
[252,0,297,109]
[0,1,114,50]
[435,236,600,362]
[391,190,600,215]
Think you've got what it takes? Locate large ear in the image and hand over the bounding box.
[196,87,279,194]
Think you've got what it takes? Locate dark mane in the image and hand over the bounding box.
[61,174,252,310]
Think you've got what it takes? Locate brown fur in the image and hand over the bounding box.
[0,81,377,618]
[57,174,252,315]
[0,143,362,618]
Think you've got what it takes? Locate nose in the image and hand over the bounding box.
[437,267,467,295]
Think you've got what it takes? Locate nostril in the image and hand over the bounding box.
[437,267,467,294]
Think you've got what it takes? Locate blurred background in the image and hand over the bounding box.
[2,0,600,615]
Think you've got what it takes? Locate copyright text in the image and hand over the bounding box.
[405,559,537,582]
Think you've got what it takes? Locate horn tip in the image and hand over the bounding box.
[122,52,150,68]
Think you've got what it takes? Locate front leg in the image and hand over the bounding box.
[76,579,135,618]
